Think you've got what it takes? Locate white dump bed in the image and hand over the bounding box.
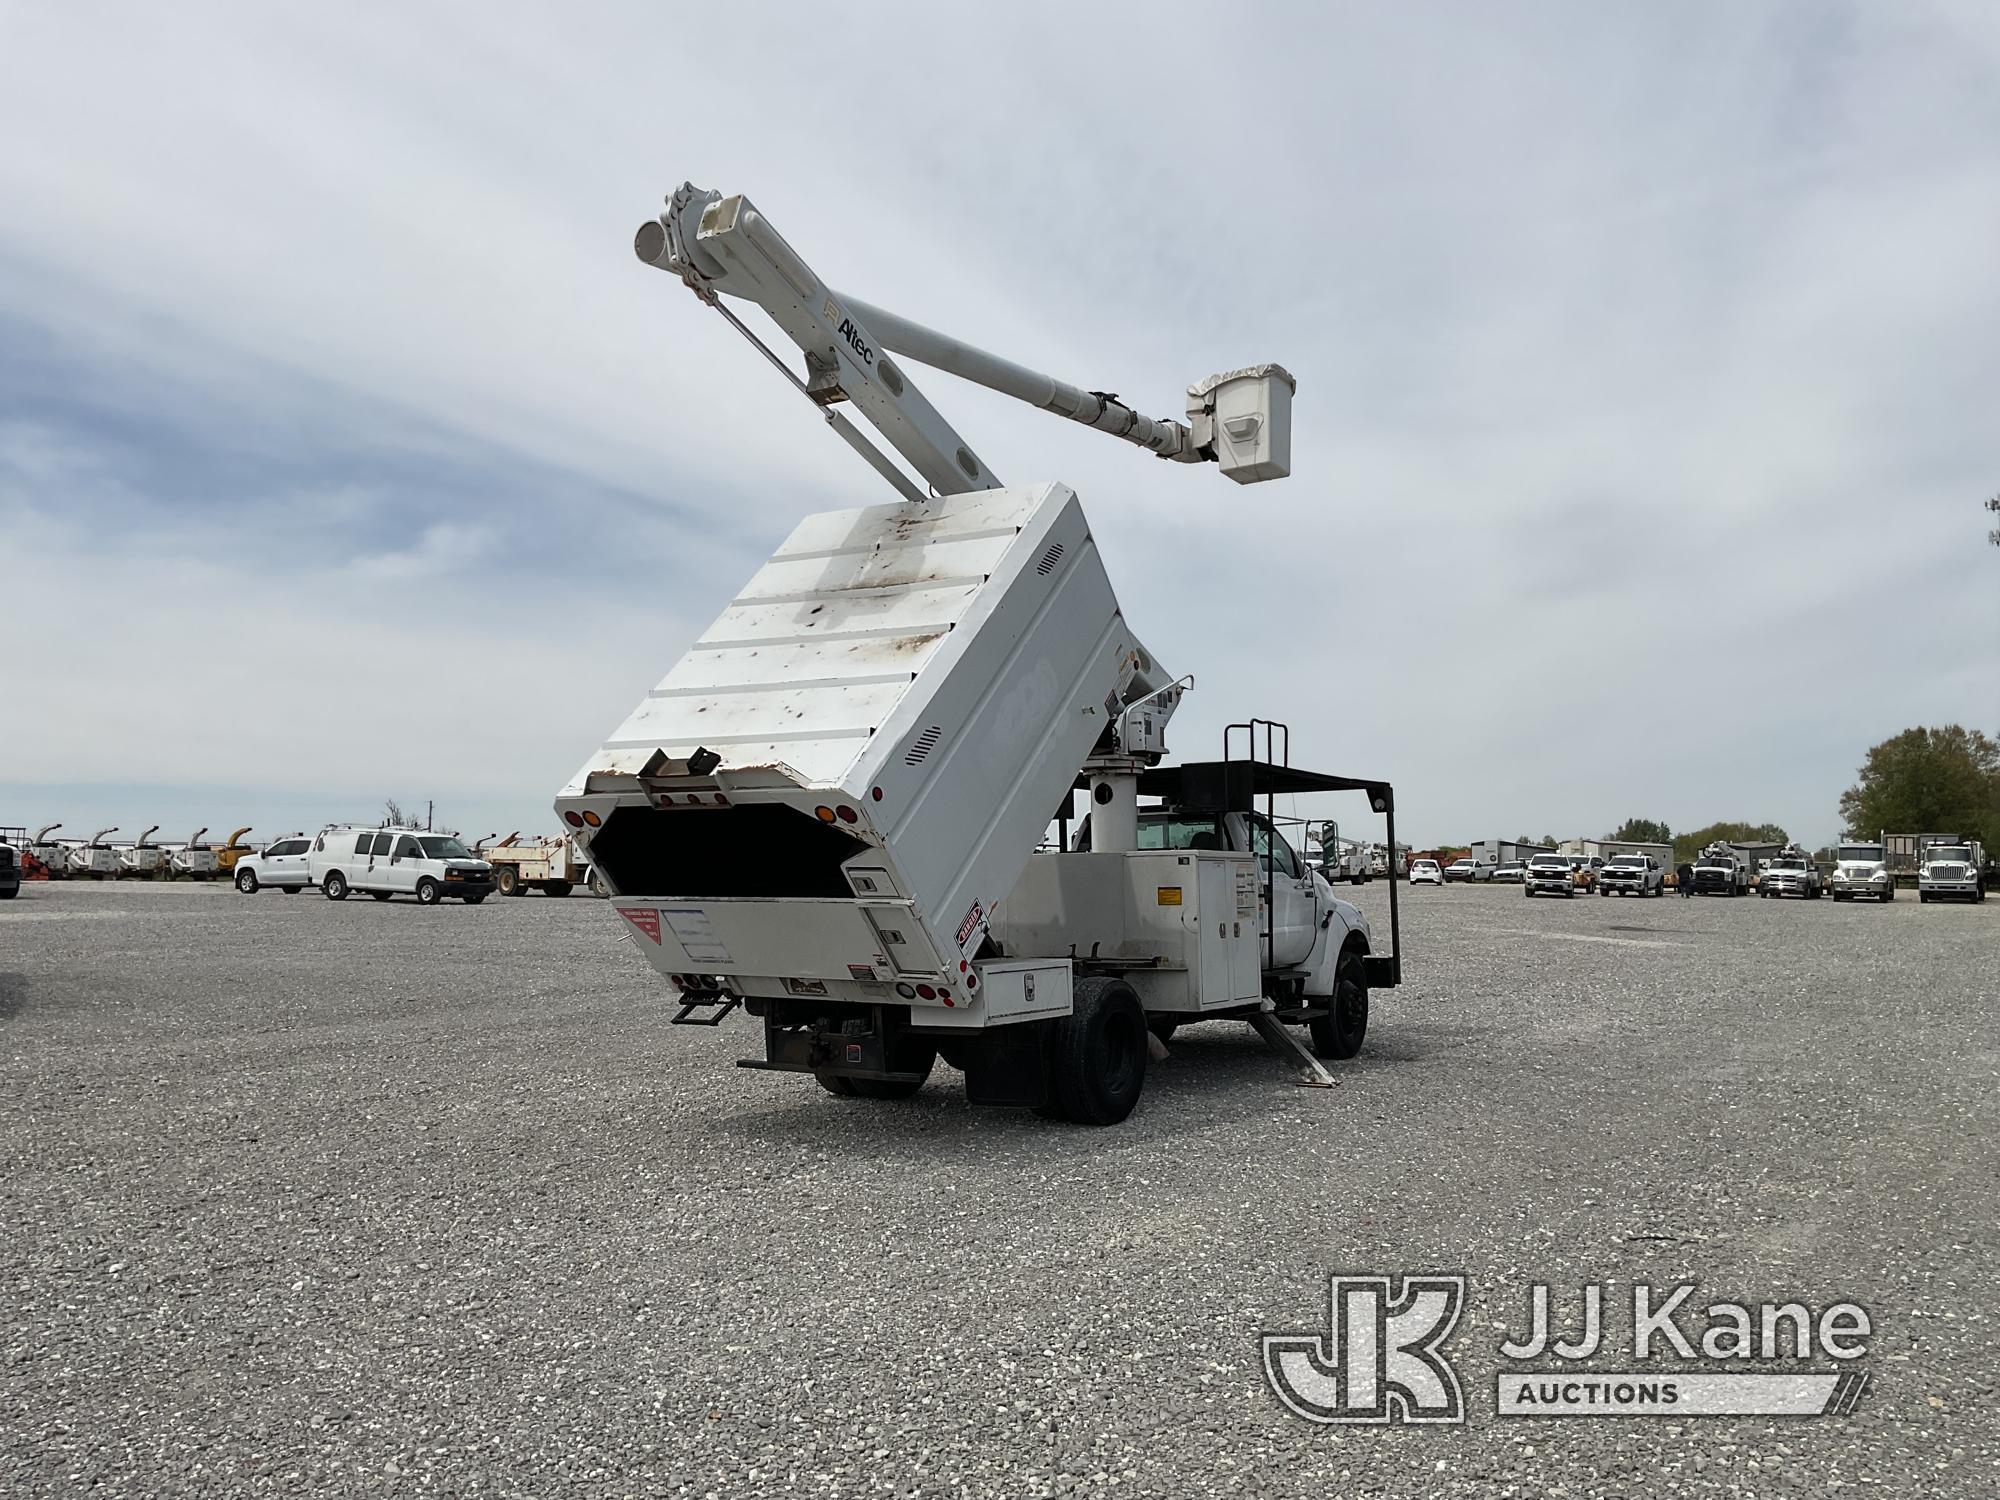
[560,483,1152,1001]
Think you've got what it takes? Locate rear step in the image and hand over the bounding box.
[671,995,742,1026]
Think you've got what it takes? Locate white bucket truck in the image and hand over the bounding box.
[554,184,1401,1125]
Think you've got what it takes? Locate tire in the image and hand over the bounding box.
[1048,976,1147,1126]
[235,868,259,894]
[545,880,572,898]
[1833,892,1847,902]
[371,892,392,902]
[0,887,15,900]
[495,865,522,897]
[323,871,348,901]
[1309,946,1369,1060]
[415,878,441,906]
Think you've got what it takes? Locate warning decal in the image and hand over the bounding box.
[616,906,662,943]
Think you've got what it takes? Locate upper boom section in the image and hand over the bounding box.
[635,183,1294,497]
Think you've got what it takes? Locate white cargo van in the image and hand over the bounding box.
[308,828,494,905]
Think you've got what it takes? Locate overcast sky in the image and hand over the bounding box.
[2,1,1996,851]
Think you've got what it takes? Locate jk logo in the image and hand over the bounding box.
[1262,1275,1467,1424]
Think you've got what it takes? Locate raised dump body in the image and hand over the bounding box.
[557,482,1157,1014]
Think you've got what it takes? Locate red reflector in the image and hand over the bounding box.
[967,975,978,991]
[836,805,857,824]
[563,811,584,828]
[959,959,968,972]
[871,786,883,801]
[713,792,729,806]
[942,995,955,1007]
[915,983,936,1000]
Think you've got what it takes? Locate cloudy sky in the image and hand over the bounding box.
[2,1,1996,851]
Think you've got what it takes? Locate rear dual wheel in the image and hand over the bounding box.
[1043,976,1147,1126]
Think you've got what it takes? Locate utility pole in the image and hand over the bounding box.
[1987,494,1998,548]
[426,800,433,832]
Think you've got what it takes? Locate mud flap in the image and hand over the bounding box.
[958,1021,1053,1107]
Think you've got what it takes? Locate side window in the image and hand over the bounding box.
[1137,816,1226,851]
[1247,816,1302,879]
[356,834,376,856]
[396,836,422,859]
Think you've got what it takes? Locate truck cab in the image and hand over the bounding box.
[1830,841,1894,902]
[1523,852,1576,898]
[1758,847,1823,900]
[1691,843,1748,896]
[1123,806,1367,971]
[1918,838,1986,904]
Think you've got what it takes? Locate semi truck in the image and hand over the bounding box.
[553,182,1402,1126]
[1918,835,1986,903]
[1830,838,1896,902]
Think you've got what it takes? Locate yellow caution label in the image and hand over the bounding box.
[1156,886,1184,906]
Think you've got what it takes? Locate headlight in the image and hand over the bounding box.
[1870,870,1889,881]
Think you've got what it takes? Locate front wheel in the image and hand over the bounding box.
[323,871,348,901]
[415,878,441,906]
[1309,947,1369,1060]
[1049,976,1147,1125]
[235,868,258,894]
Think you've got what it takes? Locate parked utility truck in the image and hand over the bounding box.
[481,832,596,897]
[1690,841,1749,896]
[553,183,1402,1125]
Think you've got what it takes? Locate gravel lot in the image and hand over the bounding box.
[3,877,1996,1497]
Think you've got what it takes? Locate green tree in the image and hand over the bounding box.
[1611,817,1672,845]
[1672,821,1790,863]
[1838,725,2000,849]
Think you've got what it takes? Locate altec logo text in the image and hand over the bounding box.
[1263,1277,1873,1424]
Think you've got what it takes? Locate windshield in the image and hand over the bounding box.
[1925,846,1972,863]
[1449,859,1473,868]
[420,836,473,859]
[1767,859,1807,871]
[1413,860,1438,870]
[1608,857,1645,867]
[1529,857,1567,868]
[1837,846,1882,863]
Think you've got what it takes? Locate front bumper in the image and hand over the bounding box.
[1920,881,1979,897]
[441,875,495,897]
[1527,877,1574,894]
